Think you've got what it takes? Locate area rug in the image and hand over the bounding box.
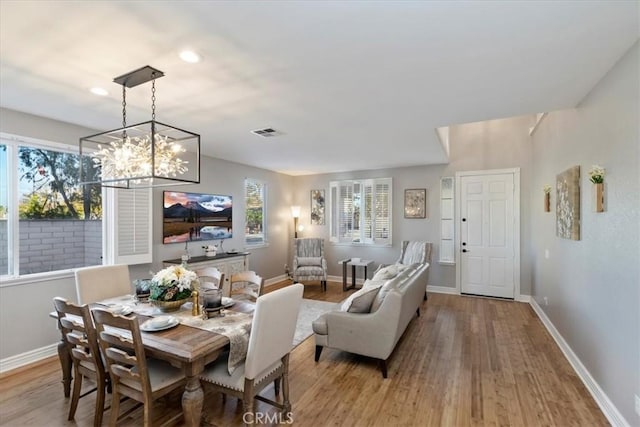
[293,299,340,347]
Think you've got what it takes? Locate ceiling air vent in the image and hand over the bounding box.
[251,128,282,137]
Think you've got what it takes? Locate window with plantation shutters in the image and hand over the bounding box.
[329,177,392,246]
[104,187,152,265]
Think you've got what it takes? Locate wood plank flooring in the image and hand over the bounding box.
[0,281,608,426]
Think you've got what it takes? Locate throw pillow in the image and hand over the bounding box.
[297,257,322,266]
[372,264,400,281]
[340,285,382,313]
[370,281,397,312]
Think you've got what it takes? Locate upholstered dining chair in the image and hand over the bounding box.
[92,309,187,427]
[199,283,304,424]
[75,264,132,304]
[292,238,327,291]
[196,267,225,291]
[53,297,108,427]
[229,270,264,302]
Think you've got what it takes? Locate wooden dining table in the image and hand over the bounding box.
[52,299,255,427]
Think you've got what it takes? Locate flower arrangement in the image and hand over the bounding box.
[150,265,197,302]
[588,165,605,184]
[543,185,551,194]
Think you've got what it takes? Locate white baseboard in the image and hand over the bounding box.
[529,299,631,427]
[0,343,58,374]
[264,274,288,287]
[426,285,458,295]
[327,274,365,286]
[515,294,531,303]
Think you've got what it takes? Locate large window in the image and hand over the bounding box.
[329,177,392,245]
[0,136,103,277]
[244,178,266,246]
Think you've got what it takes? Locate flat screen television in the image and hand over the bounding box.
[163,191,232,244]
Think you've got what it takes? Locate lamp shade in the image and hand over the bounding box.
[291,206,301,218]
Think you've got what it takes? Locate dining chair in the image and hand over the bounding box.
[196,267,225,291]
[229,270,264,302]
[200,283,303,425]
[92,309,187,427]
[75,264,132,304]
[53,297,108,427]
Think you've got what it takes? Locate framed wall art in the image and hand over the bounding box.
[310,189,325,225]
[556,165,580,240]
[404,188,426,219]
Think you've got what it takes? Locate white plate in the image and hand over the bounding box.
[222,297,235,307]
[140,317,179,332]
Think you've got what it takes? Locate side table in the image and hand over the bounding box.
[339,258,374,291]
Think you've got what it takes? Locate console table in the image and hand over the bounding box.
[339,258,374,291]
[164,252,250,295]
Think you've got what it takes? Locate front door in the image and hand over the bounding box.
[459,170,518,298]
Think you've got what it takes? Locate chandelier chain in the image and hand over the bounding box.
[151,75,156,121]
[121,85,127,138]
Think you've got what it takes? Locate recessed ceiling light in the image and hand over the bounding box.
[90,87,108,96]
[179,50,201,63]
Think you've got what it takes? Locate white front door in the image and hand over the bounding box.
[459,171,518,298]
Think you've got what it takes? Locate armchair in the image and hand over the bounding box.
[376,241,432,300]
[292,238,327,291]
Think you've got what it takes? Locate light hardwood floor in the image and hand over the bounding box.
[0,281,608,426]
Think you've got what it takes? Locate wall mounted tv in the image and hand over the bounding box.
[163,191,232,244]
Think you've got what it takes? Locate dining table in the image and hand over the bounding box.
[51,296,255,427]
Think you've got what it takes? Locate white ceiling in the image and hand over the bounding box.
[1,1,638,176]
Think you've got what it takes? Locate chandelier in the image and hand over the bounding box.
[79,65,200,188]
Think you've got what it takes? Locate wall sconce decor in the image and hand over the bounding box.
[543,185,551,212]
[291,205,301,238]
[80,65,200,188]
[588,165,605,212]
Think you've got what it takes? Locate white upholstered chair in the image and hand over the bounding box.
[92,309,187,427]
[229,270,264,302]
[292,238,327,291]
[375,241,432,300]
[74,264,131,304]
[199,283,304,423]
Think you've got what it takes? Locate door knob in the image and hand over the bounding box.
[462,242,467,246]
[462,218,467,222]
[462,249,468,253]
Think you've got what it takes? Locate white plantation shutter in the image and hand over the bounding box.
[104,187,152,265]
[329,177,392,245]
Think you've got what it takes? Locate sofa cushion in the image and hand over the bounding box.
[340,285,381,313]
[297,257,322,266]
[312,313,328,335]
[370,281,397,312]
[295,266,325,276]
[373,264,401,280]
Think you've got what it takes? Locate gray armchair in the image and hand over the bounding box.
[292,238,327,291]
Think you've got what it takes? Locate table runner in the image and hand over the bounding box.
[98,296,251,374]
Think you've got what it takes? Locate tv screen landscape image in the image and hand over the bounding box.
[163,191,232,244]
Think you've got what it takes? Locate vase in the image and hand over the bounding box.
[594,183,604,212]
[151,298,189,312]
[544,192,551,212]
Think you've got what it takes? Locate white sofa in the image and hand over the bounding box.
[312,262,430,378]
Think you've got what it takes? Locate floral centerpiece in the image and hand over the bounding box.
[149,265,197,312]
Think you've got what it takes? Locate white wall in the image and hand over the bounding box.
[529,42,639,425]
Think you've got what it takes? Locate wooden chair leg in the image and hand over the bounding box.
[143,399,152,427]
[416,307,420,317]
[424,291,428,301]
[68,367,82,420]
[378,358,388,379]
[314,345,323,362]
[274,378,281,396]
[282,355,291,413]
[94,380,106,427]
[109,389,120,427]
[243,378,255,426]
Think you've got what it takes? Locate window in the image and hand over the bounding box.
[329,177,392,245]
[0,136,103,277]
[245,178,266,246]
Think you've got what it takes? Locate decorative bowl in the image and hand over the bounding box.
[150,298,189,313]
